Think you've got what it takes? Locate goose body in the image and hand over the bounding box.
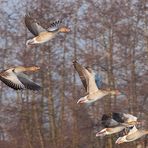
[27,32,56,45]
[25,15,70,45]
[0,66,41,90]
[73,61,120,104]
[96,112,138,136]
[96,126,125,137]
[116,126,148,144]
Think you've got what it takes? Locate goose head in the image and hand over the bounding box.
[59,27,70,33]
[26,66,40,72]
[110,89,121,96]
[124,121,140,127]
[14,66,40,73]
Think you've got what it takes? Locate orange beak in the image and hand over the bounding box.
[60,27,70,33]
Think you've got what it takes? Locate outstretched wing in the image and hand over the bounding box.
[123,113,137,124]
[101,114,120,128]
[126,126,138,140]
[0,72,25,90]
[85,66,101,94]
[112,112,125,123]
[48,20,62,32]
[17,73,41,91]
[73,61,88,92]
[73,61,99,94]
[25,14,46,36]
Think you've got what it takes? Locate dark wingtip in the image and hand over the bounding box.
[25,12,31,18]
[72,60,77,64]
[24,13,34,25]
[25,14,30,20]
[26,84,42,91]
[73,60,80,69]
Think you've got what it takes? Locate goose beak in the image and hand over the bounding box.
[59,27,70,33]
[136,120,144,125]
[29,66,40,71]
[66,28,70,32]
[35,66,40,70]
[115,90,121,95]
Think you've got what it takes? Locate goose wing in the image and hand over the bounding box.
[123,113,137,123]
[127,126,138,135]
[112,112,125,123]
[0,71,25,90]
[126,126,139,141]
[73,61,99,94]
[17,73,41,91]
[126,130,146,141]
[73,61,99,93]
[101,114,120,127]
[25,14,46,36]
[47,20,62,31]
[73,61,88,92]
[85,67,101,94]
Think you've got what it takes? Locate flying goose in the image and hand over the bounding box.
[103,112,139,126]
[96,126,126,137]
[96,112,139,136]
[115,126,148,144]
[0,66,41,90]
[73,61,120,104]
[25,14,70,45]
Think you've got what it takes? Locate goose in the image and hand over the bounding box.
[73,61,120,104]
[25,14,70,45]
[0,66,41,90]
[115,126,148,144]
[96,112,139,136]
[103,112,139,126]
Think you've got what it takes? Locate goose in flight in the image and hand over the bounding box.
[115,126,148,144]
[25,14,70,45]
[73,61,120,104]
[0,66,41,90]
[102,112,139,126]
[96,112,139,136]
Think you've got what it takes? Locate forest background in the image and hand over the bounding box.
[0,0,148,147]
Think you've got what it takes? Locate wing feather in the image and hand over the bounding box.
[48,20,62,32]
[123,113,137,123]
[101,114,120,128]
[25,15,46,36]
[73,61,100,94]
[73,61,88,92]
[17,73,41,91]
[85,67,100,93]
[0,73,25,90]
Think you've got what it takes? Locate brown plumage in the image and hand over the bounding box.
[25,14,70,45]
[0,66,41,90]
[73,61,120,104]
[96,112,139,137]
[116,126,148,144]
